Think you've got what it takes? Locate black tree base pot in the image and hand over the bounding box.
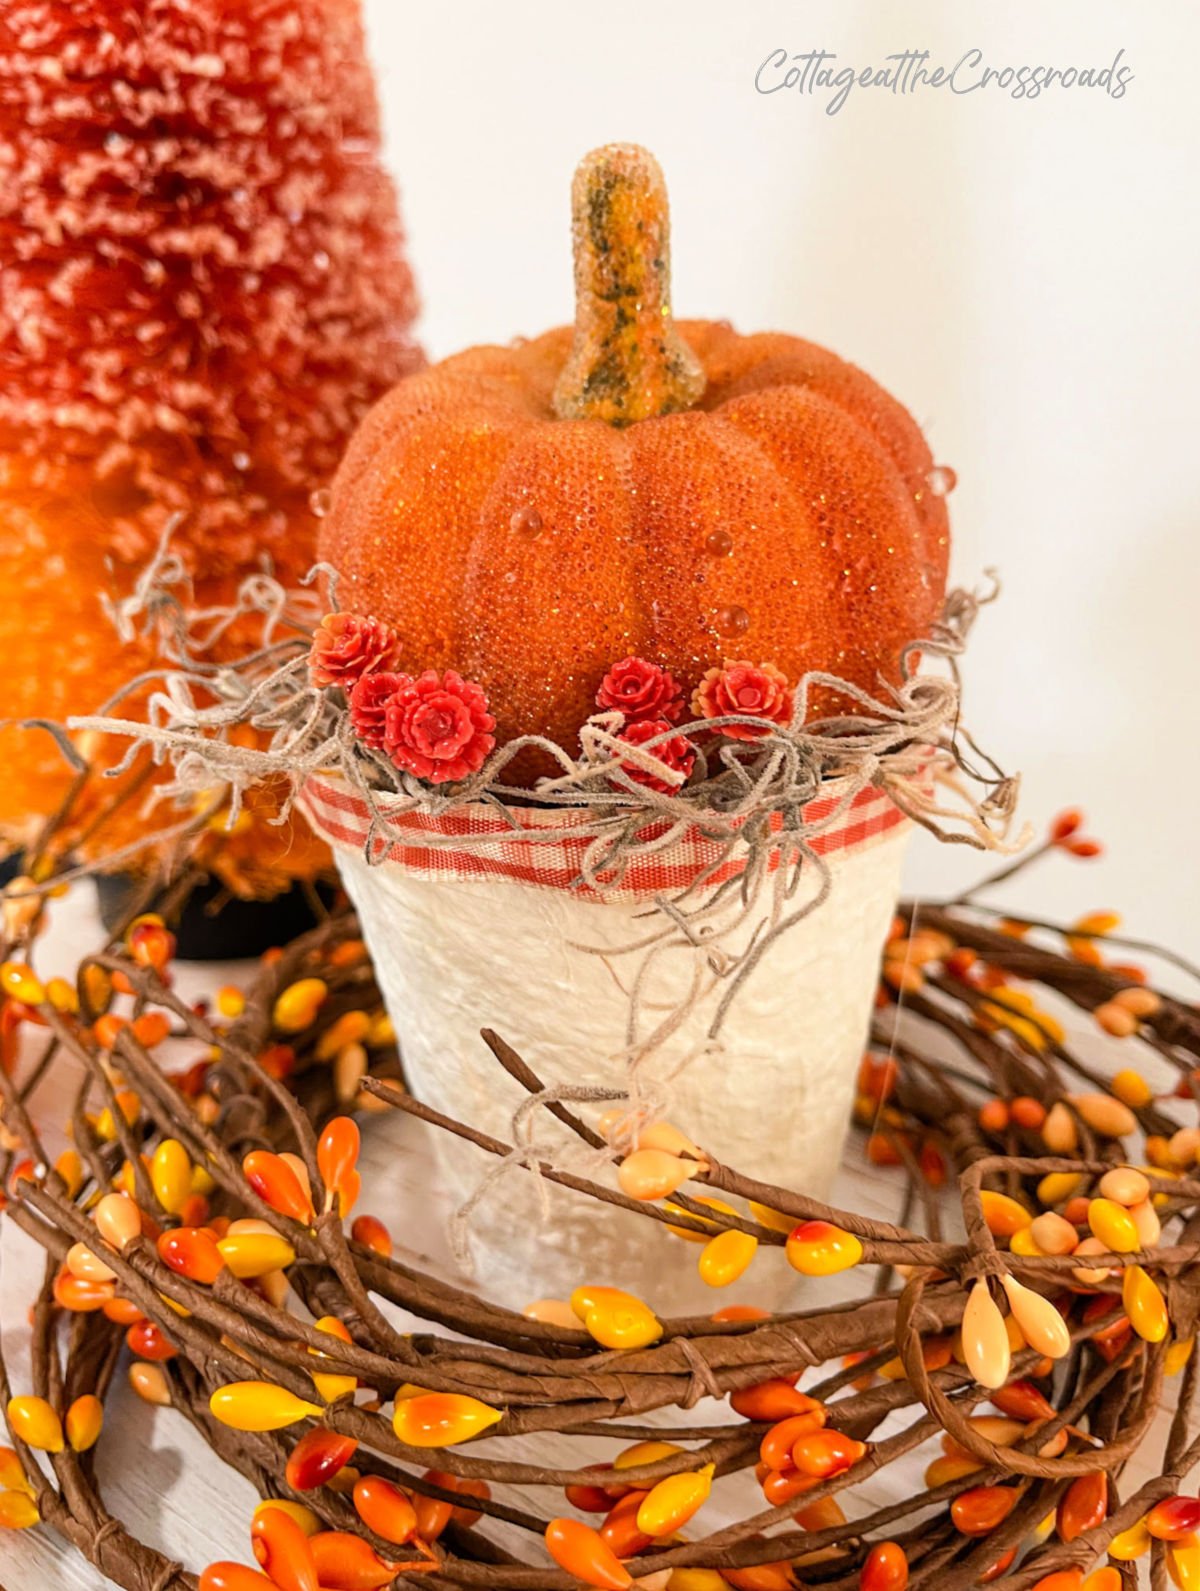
[93,872,340,961]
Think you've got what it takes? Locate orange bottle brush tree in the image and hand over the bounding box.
[0,0,422,949]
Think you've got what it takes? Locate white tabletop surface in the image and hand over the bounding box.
[0,885,1185,1589]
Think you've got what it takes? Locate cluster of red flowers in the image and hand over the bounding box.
[309,615,795,792]
[596,653,794,792]
[309,613,495,785]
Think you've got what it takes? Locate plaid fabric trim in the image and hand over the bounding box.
[300,774,908,903]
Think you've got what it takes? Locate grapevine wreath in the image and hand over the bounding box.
[0,808,1198,1590]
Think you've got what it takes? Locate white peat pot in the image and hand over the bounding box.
[301,773,910,1314]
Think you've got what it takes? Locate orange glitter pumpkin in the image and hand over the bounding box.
[324,144,949,778]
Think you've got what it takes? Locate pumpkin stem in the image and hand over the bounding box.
[552,143,706,426]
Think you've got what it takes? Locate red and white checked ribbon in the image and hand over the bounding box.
[300,773,909,903]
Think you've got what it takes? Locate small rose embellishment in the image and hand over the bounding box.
[309,612,400,689]
[383,670,496,784]
[693,660,793,741]
[596,656,684,723]
[348,671,404,750]
[611,718,696,793]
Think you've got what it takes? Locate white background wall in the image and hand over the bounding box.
[363,0,1198,949]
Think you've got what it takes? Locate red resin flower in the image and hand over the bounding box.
[596,655,684,722]
[383,670,496,784]
[309,612,399,689]
[692,660,793,741]
[612,718,696,793]
[348,671,403,751]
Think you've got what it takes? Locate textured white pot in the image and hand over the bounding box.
[303,777,909,1314]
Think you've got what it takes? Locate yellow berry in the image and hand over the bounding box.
[209,1381,322,1433]
[637,1464,714,1536]
[1037,1172,1082,1206]
[698,1229,758,1287]
[1123,1266,1169,1343]
[5,1395,63,1452]
[1087,1198,1140,1253]
[0,961,44,1005]
[272,978,329,1033]
[150,1138,192,1216]
[45,977,78,1014]
[785,1220,863,1277]
[0,1491,40,1529]
[1111,1068,1153,1108]
[216,984,246,1018]
[570,1285,663,1350]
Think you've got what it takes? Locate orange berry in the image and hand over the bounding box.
[126,1318,177,1361]
[128,918,175,972]
[350,1213,393,1258]
[316,1116,360,1215]
[308,1531,398,1590]
[1010,1096,1047,1130]
[980,1189,1033,1237]
[391,1392,501,1448]
[158,1226,225,1285]
[286,1427,359,1491]
[865,1131,905,1166]
[243,1150,314,1224]
[198,1567,276,1591]
[950,1485,1018,1536]
[978,1548,1018,1583]
[599,1489,652,1558]
[1148,1497,1200,1541]
[730,1379,813,1422]
[53,1268,113,1312]
[1050,808,1084,841]
[130,1010,171,1048]
[1082,1573,1122,1591]
[617,1147,695,1202]
[1057,1471,1107,1541]
[724,1562,798,1591]
[758,1403,828,1470]
[790,1429,866,1479]
[65,1394,104,1453]
[978,1099,1010,1134]
[860,1542,908,1591]
[564,1466,620,1514]
[250,1503,320,1591]
[990,1380,1055,1422]
[761,1467,819,1506]
[352,1476,418,1546]
[421,1468,489,1528]
[129,1363,171,1406]
[544,1518,634,1589]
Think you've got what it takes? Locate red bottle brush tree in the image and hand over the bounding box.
[0,0,422,886]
